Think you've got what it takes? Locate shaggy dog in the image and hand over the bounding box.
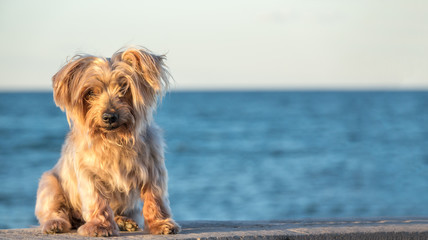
[35,47,180,237]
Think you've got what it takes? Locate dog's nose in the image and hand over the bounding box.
[102,112,119,124]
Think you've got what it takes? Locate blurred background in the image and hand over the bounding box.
[1,0,428,229]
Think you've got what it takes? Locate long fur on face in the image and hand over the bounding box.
[35,47,180,237]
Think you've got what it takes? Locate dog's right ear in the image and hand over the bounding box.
[52,56,93,112]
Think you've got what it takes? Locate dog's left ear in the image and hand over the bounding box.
[112,48,169,110]
[123,49,168,92]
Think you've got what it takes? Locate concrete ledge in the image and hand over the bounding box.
[1,217,428,239]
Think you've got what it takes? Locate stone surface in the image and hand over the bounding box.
[1,218,428,239]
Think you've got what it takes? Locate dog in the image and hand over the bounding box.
[35,47,181,237]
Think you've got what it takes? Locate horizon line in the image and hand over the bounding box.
[1,88,428,93]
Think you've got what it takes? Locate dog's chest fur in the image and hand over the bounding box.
[81,138,145,194]
[62,132,148,215]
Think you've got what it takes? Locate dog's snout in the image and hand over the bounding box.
[102,112,119,124]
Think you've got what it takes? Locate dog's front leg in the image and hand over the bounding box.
[76,174,119,237]
[142,186,181,234]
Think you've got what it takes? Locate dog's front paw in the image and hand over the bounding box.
[114,216,139,232]
[42,218,71,234]
[147,218,181,235]
[77,221,119,237]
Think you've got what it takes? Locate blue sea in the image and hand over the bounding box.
[1,91,428,229]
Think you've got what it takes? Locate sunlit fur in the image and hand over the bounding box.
[35,47,180,237]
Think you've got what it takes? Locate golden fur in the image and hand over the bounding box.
[35,47,180,237]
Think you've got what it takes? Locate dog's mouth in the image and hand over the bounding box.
[102,124,121,131]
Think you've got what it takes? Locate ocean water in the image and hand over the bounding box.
[1,91,428,229]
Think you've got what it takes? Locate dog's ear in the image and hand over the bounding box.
[112,48,169,110]
[52,56,94,111]
[120,48,169,92]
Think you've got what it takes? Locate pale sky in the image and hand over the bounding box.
[1,0,428,90]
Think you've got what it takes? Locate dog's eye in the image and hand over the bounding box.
[85,90,95,100]
[119,84,128,98]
